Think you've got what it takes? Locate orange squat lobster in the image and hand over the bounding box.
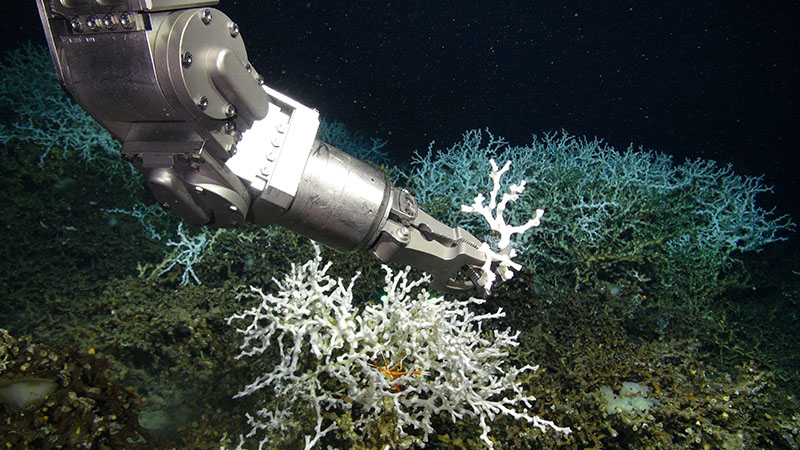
[373,357,422,392]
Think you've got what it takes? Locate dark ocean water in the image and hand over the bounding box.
[2,1,797,216]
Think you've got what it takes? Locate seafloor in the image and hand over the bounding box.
[0,130,798,449]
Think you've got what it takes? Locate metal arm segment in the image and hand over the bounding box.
[35,0,495,294]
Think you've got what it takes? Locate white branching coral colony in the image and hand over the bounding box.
[461,158,545,293]
[227,159,568,449]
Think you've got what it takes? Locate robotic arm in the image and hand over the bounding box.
[35,0,494,294]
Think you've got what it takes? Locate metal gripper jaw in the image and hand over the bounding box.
[369,188,491,296]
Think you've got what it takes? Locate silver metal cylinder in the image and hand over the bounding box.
[274,141,392,252]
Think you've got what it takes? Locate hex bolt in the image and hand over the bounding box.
[86,16,101,32]
[197,96,208,110]
[102,14,117,30]
[225,104,237,118]
[230,23,240,38]
[119,12,134,30]
[201,9,212,25]
[181,52,193,68]
[225,120,237,134]
[69,16,83,33]
[397,226,410,240]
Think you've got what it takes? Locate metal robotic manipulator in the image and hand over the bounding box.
[36,0,498,294]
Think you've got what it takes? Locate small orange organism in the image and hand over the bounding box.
[373,357,422,392]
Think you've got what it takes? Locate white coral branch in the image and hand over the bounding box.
[461,159,544,292]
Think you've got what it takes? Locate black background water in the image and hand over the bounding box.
[3,1,797,219]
